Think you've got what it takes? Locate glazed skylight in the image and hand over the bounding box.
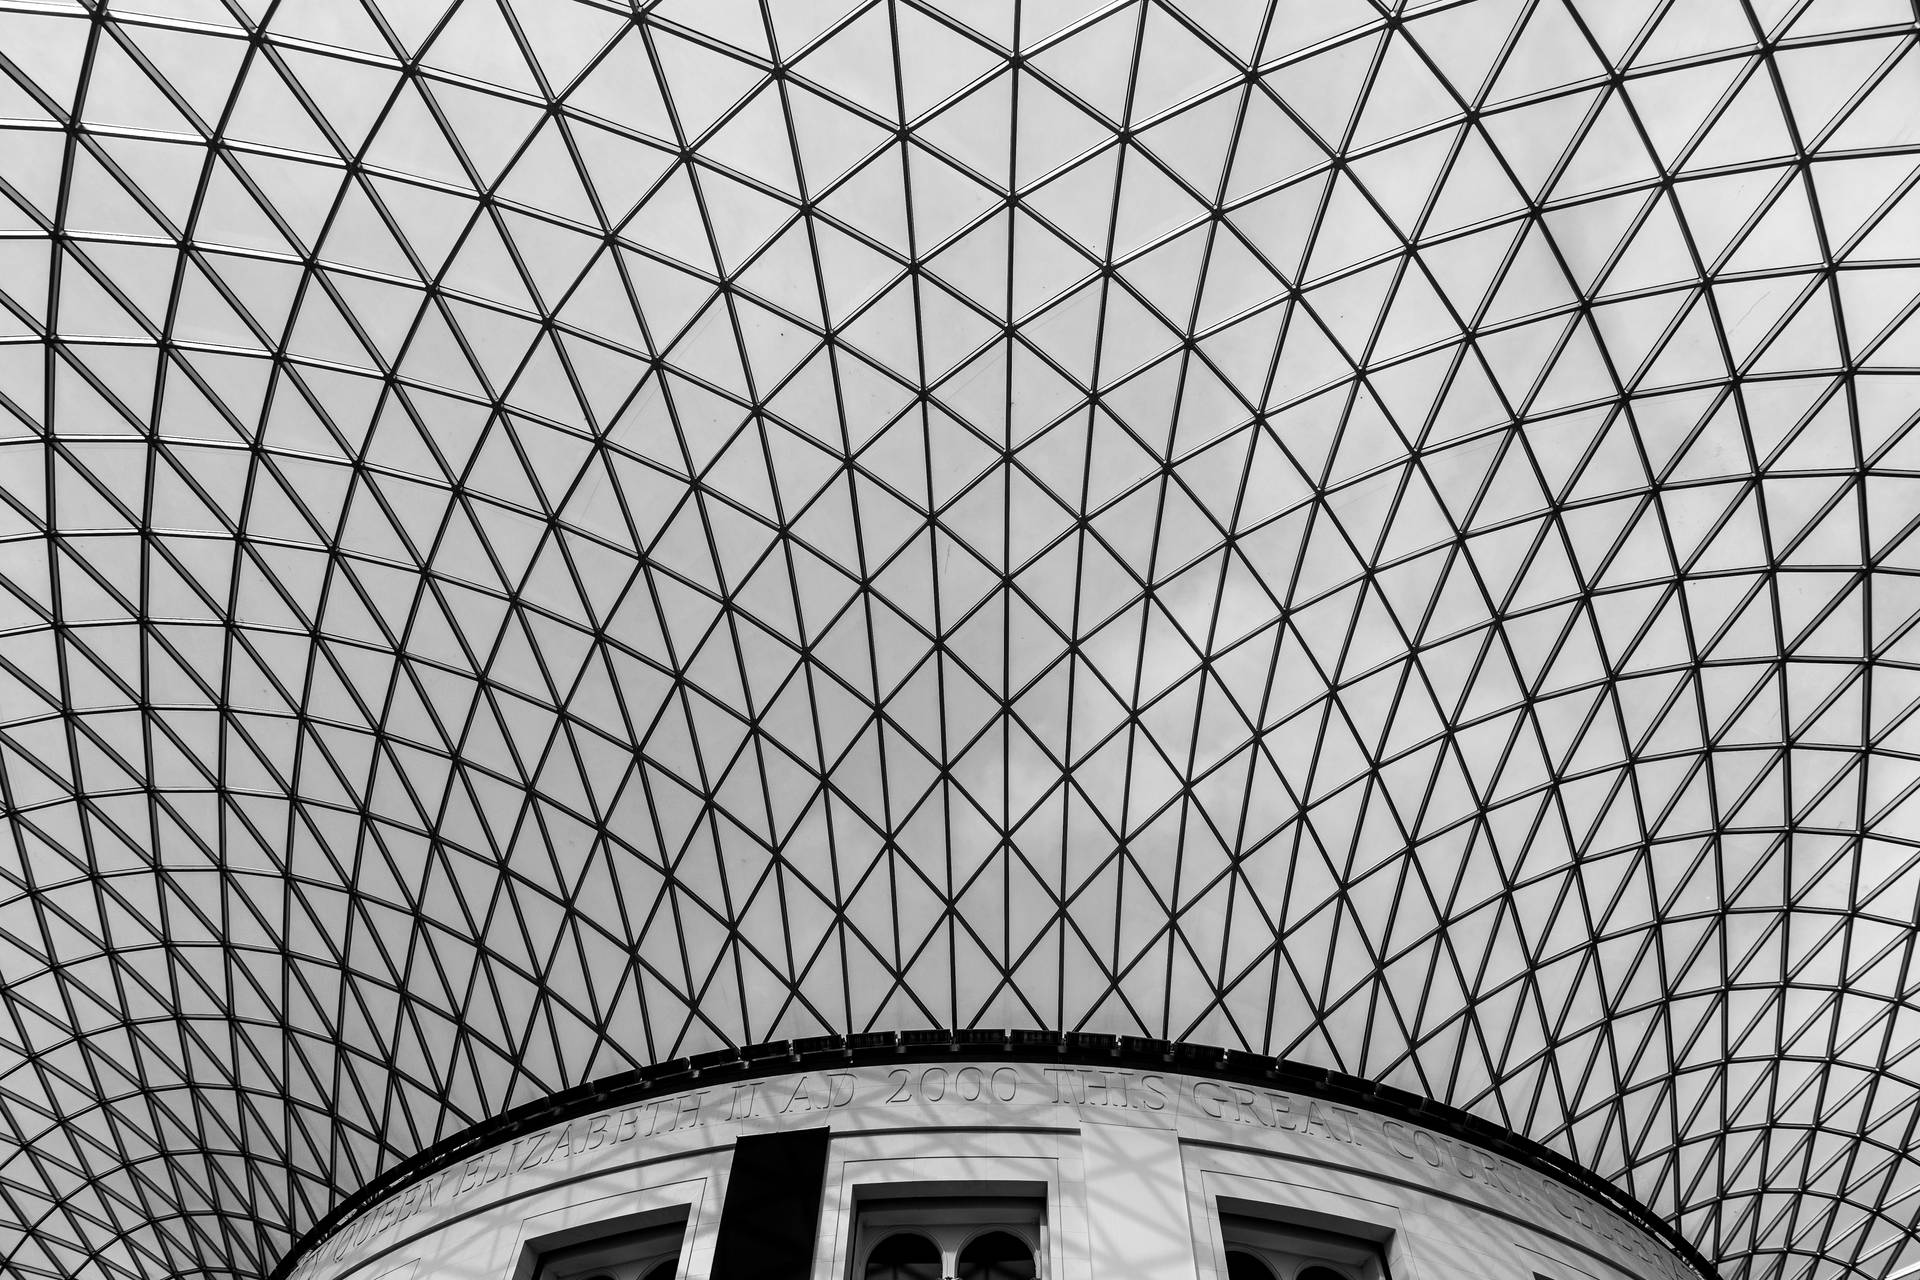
[1,1,1918,1279]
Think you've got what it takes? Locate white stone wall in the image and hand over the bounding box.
[290,1064,1693,1280]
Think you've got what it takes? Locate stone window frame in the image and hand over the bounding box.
[510,1203,694,1280]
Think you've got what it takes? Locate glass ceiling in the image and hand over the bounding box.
[1,0,1918,1277]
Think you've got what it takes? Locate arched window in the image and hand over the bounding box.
[863,1231,942,1280]
[850,1196,1045,1279]
[956,1229,1038,1280]
[1215,1213,1384,1280]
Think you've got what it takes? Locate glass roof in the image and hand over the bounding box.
[0,0,1917,1277]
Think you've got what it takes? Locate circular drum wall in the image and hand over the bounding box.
[286,1056,1707,1280]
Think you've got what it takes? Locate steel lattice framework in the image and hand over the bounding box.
[0,1,1918,1279]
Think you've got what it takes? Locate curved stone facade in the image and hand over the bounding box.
[290,1059,1703,1280]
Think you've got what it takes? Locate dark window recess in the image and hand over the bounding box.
[1217,1216,1386,1280]
[956,1229,1039,1280]
[533,1222,684,1280]
[863,1231,942,1280]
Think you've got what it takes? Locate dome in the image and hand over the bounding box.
[1,1,1918,1278]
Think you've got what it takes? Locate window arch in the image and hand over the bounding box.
[863,1231,942,1280]
[1227,1252,1279,1280]
[956,1229,1038,1280]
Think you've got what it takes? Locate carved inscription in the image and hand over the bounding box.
[883,1064,1022,1104]
[1378,1119,1688,1280]
[1190,1081,1363,1144]
[297,1089,717,1275]
[877,1065,1168,1109]
[1044,1067,1169,1109]
[725,1072,857,1119]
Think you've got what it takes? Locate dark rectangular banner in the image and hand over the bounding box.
[707,1126,832,1280]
